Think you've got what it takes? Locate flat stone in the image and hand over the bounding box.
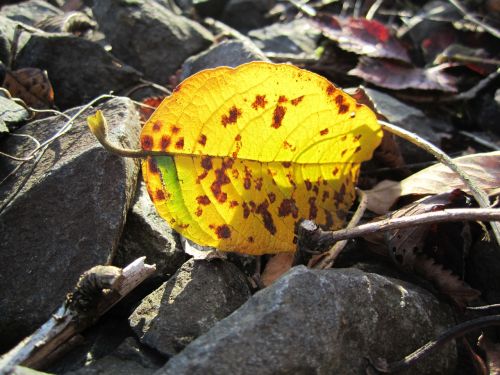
[157,266,457,375]
[129,259,251,356]
[361,88,453,162]
[248,19,321,55]
[91,0,213,84]
[115,181,188,278]
[0,94,29,133]
[14,33,142,109]
[0,0,62,26]
[0,97,140,351]
[221,0,276,33]
[180,39,268,80]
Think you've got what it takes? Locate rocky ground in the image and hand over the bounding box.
[0,0,499,374]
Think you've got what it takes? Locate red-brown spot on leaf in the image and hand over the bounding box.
[291,95,304,106]
[175,137,184,150]
[198,134,207,146]
[325,209,334,228]
[221,106,242,127]
[326,85,336,96]
[201,156,213,170]
[152,120,162,132]
[341,149,347,157]
[256,200,276,235]
[305,179,312,191]
[229,200,239,208]
[268,192,276,203]
[322,191,330,202]
[286,173,296,188]
[340,135,347,141]
[255,177,263,191]
[197,170,208,183]
[332,167,339,176]
[171,125,181,134]
[312,185,319,195]
[216,224,231,239]
[242,202,250,219]
[283,140,295,150]
[354,146,361,153]
[155,189,166,200]
[272,105,286,129]
[195,207,202,216]
[335,95,349,114]
[248,236,254,243]
[278,198,298,218]
[320,128,329,136]
[354,134,362,141]
[252,95,267,110]
[196,195,210,205]
[308,197,318,219]
[244,178,251,190]
[232,169,239,179]
[160,135,171,150]
[148,158,159,174]
[282,161,291,168]
[141,135,154,150]
[235,134,242,141]
[278,95,288,103]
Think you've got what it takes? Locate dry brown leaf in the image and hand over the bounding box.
[385,190,466,269]
[349,58,458,92]
[261,253,294,287]
[413,255,480,307]
[365,151,500,214]
[2,68,54,109]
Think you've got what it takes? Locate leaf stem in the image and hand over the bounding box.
[299,208,500,251]
[378,120,500,246]
[87,110,172,158]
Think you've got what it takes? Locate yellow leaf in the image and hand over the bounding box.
[141,62,383,254]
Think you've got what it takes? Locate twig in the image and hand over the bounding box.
[379,120,500,246]
[284,0,317,17]
[298,208,500,251]
[309,189,368,269]
[0,257,156,373]
[368,315,500,373]
[441,68,500,102]
[447,0,500,39]
[366,0,384,20]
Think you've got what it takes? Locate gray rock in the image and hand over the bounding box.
[91,0,213,84]
[0,94,29,133]
[180,39,268,80]
[248,18,321,55]
[65,337,164,375]
[221,0,275,33]
[0,16,31,65]
[360,88,453,162]
[157,267,457,375]
[0,97,140,351]
[14,33,142,109]
[129,259,251,356]
[0,0,62,26]
[115,181,188,277]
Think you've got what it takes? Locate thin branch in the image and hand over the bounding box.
[299,208,500,251]
[309,189,368,269]
[447,0,500,39]
[379,120,500,246]
[366,0,384,20]
[368,315,500,373]
[0,257,156,372]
